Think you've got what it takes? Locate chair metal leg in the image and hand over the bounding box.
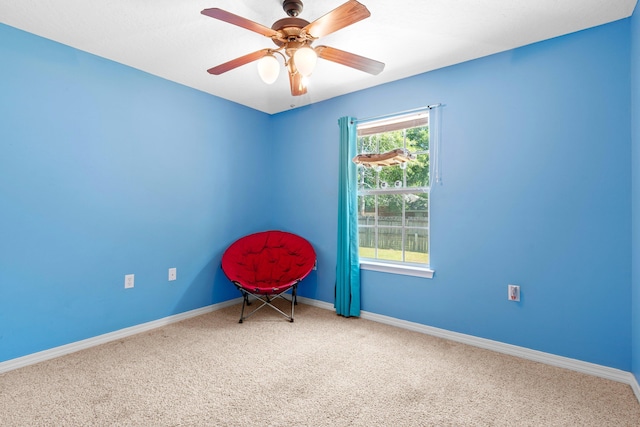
[239,292,250,323]
[237,286,299,323]
[290,285,297,322]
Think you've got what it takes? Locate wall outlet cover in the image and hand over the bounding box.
[125,274,135,289]
[508,284,520,302]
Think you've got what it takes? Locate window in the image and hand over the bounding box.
[355,110,433,278]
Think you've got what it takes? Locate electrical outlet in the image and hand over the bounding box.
[508,284,520,302]
[125,274,135,289]
[168,268,177,281]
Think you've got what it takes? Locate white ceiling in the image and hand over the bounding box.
[0,0,637,114]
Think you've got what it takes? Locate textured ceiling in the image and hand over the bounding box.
[0,0,637,114]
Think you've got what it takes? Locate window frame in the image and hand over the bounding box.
[355,110,434,279]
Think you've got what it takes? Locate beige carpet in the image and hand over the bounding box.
[1,302,639,426]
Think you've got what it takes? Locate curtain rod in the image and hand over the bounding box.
[351,104,442,125]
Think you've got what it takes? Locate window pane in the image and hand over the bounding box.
[405,126,429,152]
[357,164,377,190]
[378,164,404,189]
[375,226,404,262]
[405,193,429,223]
[406,153,430,187]
[377,194,403,220]
[357,194,376,219]
[358,230,376,259]
[358,194,375,259]
[357,134,378,154]
[404,228,429,264]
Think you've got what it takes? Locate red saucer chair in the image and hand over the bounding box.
[221,230,316,323]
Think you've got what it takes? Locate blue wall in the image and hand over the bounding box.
[632,2,640,384]
[1,14,637,374]
[0,24,273,362]
[272,20,633,370]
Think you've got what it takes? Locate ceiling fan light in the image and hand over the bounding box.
[294,47,317,77]
[257,54,280,84]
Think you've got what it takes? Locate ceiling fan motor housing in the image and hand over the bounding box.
[271,17,311,48]
[283,0,304,17]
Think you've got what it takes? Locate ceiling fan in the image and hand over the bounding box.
[201,0,385,96]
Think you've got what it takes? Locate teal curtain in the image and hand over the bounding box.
[336,116,360,317]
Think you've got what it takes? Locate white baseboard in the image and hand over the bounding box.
[0,298,243,375]
[297,296,334,310]
[4,295,640,406]
[631,374,640,403]
[297,296,640,400]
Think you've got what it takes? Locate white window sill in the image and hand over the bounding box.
[359,260,435,278]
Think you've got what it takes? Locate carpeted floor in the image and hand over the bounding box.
[1,302,639,426]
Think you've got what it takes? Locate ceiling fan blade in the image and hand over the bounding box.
[289,72,308,96]
[303,0,371,38]
[207,49,271,75]
[201,8,279,38]
[316,46,384,75]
